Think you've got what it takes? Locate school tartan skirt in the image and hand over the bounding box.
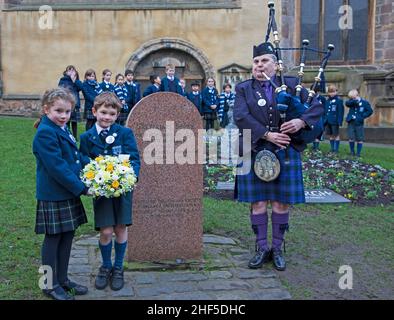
[117,109,130,124]
[35,198,88,235]
[70,109,81,122]
[235,146,305,204]
[84,108,95,120]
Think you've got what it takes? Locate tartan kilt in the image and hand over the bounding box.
[35,198,88,235]
[84,108,95,120]
[117,110,130,124]
[70,109,81,122]
[235,146,305,204]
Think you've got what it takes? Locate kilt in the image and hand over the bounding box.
[84,108,95,120]
[70,109,81,122]
[93,192,133,231]
[117,110,130,125]
[35,198,88,235]
[235,146,305,204]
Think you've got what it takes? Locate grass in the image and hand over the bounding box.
[0,116,393,299]
[313,141,394,170]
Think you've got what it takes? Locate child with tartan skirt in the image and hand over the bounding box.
[58,65,83,139]
[113,73,130,126]
[80,92,140,291]
[33,87,91,300]
[345,89,373,157]
[81,69,103,131]
[218,83,235,128]
[202,77,219,131]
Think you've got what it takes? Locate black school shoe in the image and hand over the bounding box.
[248,248,272,269]
[61,279,88,295]
[272,248,286,271]
[95,266,112,290]
[42,285,74,300]
[110,267,124,291]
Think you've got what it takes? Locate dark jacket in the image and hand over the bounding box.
[143,84,160,97]
[79,123,140,178]
[324,95,344,126]
[58,75,83,109]
[33,116,88,201]
[234,76,324,154]
[345,98,373,125]
[202,87,219,114]
[160,76,183,95]
[187,91,203,115]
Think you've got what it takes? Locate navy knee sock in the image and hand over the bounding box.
[357,143,363,156]
[330,140,335,152]
[349,141,355,154]
[335,140,340,152]
[99,240,113,269]
[114,241,127,270]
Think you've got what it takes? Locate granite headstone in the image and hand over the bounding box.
[126,92,203,261]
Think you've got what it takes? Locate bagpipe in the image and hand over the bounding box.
[264,1,335,150]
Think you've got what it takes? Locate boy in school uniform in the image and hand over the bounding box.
[345,89,373,157]
[160,64,183,95]
[143,74,161,97]
[187,82,203,116]
[80,92,140,291]
[124,69,141,110]
[324,85,344,153]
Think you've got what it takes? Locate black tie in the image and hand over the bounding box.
[100,129,109,143]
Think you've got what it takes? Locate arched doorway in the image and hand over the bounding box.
[126,38,215,93]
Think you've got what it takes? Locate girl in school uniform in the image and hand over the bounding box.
[100,69,115,92]
[33,87,91,300]
[81,69,103,131]
[202,77,219,131]
[58,65,83,139]
[113,73,130,126]
[80,92,140,291]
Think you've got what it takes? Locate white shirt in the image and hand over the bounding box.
[95,123,110,135]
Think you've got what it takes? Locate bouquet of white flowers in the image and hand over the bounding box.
[81,154,137,198]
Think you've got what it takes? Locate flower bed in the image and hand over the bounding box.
[204,150,394,206]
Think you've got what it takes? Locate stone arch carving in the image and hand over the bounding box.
[125,38,215,80]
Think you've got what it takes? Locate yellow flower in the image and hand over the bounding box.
[95,156,104,162]
[370,172,377,177]
[337,172,344,177]
[106,164,114,173]
[122,160,130,167]
[112,180,120,189]
[85,171,95,180]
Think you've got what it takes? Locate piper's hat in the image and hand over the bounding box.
[253,42,276,58]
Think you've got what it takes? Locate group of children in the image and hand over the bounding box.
[33,88,140,300]
[312,85,373,157]
[138,64,237,130]
[58,66,141,136]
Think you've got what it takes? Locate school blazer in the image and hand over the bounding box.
[33,116,88,201]
[79,123,141,178]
